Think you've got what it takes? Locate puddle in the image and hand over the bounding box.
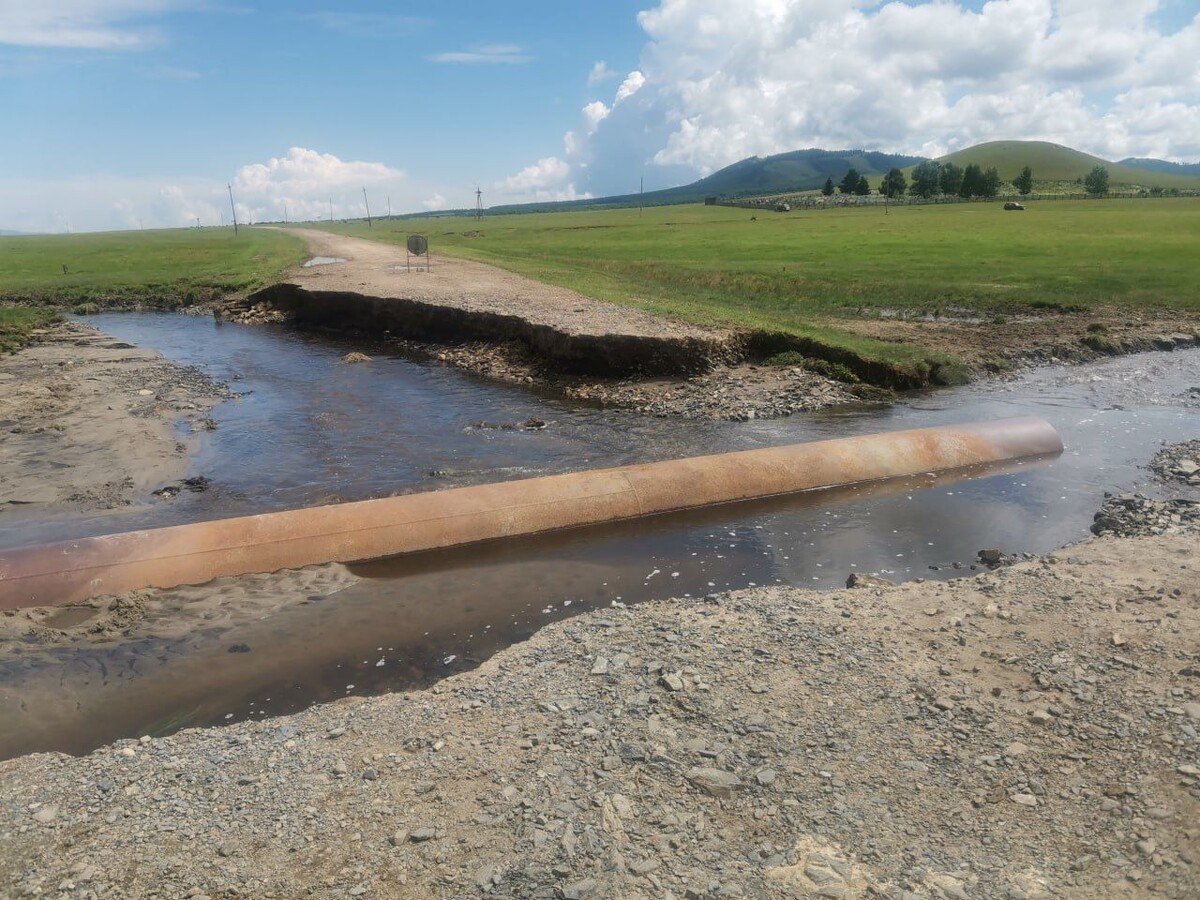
[0,312,1196,758]
[302,256,347,267]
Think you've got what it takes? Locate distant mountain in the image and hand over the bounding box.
[1118,157,1200,177]
[672,148,926,197]
[914,141,1200,189]
[483,147,927,215]
[0,229,34,236]
[391,140,1200,222]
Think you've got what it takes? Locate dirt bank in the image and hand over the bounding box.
[225,231,875,421]
[0,321,227,523]
[244,230,739,378]
[840,310,1200,377]
[2,485,1197,898]
[227,230,1200,422]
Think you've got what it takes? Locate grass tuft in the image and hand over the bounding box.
[0,306,63,355]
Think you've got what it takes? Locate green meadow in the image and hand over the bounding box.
[323,198,1200,381]
[0,228,305,308]
[3,199,1195,381]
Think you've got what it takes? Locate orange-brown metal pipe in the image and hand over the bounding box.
[0,417,1061,609]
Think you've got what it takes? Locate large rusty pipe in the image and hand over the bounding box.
[0,417,1061,609]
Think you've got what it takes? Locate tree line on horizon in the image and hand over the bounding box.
[819,161,1112,199]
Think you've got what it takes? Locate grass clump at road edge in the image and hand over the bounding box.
[0,228,306,310]
[0,307,62,355]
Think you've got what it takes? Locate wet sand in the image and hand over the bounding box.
[0,321,226,524]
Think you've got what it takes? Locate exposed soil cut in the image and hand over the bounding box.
[240,230,740,378]
[839,311,1200,377]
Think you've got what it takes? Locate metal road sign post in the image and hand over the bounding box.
[406,234,430,272]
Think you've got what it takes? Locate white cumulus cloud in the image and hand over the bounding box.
[494,156,590,203]
[582,101,611,133]
[0,147,426,233]
[614,70,646,104]
[554,0,1200,197]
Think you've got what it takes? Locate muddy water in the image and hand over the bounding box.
[0,313,1197,758]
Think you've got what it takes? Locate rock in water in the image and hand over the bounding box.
[340,352,372,364]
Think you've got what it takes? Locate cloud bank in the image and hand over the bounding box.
[0,147,414,234]
[528,0,1200,199]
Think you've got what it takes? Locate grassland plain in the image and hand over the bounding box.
[319,198,1200,383]
[0,228,305,310]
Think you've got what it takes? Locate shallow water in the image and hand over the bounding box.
[0,313,1196,757]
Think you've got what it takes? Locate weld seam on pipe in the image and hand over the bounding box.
[0,417,1062,608]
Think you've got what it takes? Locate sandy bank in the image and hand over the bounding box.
[0,321,227,526]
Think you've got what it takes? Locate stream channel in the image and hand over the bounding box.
[1,312,1197,758]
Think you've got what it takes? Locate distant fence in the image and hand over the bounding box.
[720,190,1199,211]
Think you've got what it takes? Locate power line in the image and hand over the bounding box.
[475,186,483,221]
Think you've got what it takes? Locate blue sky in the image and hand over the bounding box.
[2,0,1198,232]
[2,3,646,192]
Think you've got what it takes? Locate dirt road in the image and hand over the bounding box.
[279,229,732,346]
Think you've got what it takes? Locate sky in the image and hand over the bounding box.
[1,0,1198,233]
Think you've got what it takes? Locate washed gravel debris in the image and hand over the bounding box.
[1150,439,1200,487]
[1091,493,1200,537]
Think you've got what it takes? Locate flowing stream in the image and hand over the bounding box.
[0,312,1196,757]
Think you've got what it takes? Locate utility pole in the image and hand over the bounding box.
[329,198,334,223]
[363,188,372,228]
[284,203,288,224]
[475,187,483,221]
[639,175,644,217]
[227,184,239,235]
[387,195,391,218]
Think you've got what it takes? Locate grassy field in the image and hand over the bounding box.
[0,228,305,308]
[0,307,62,355]
[319,198,1200,382]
